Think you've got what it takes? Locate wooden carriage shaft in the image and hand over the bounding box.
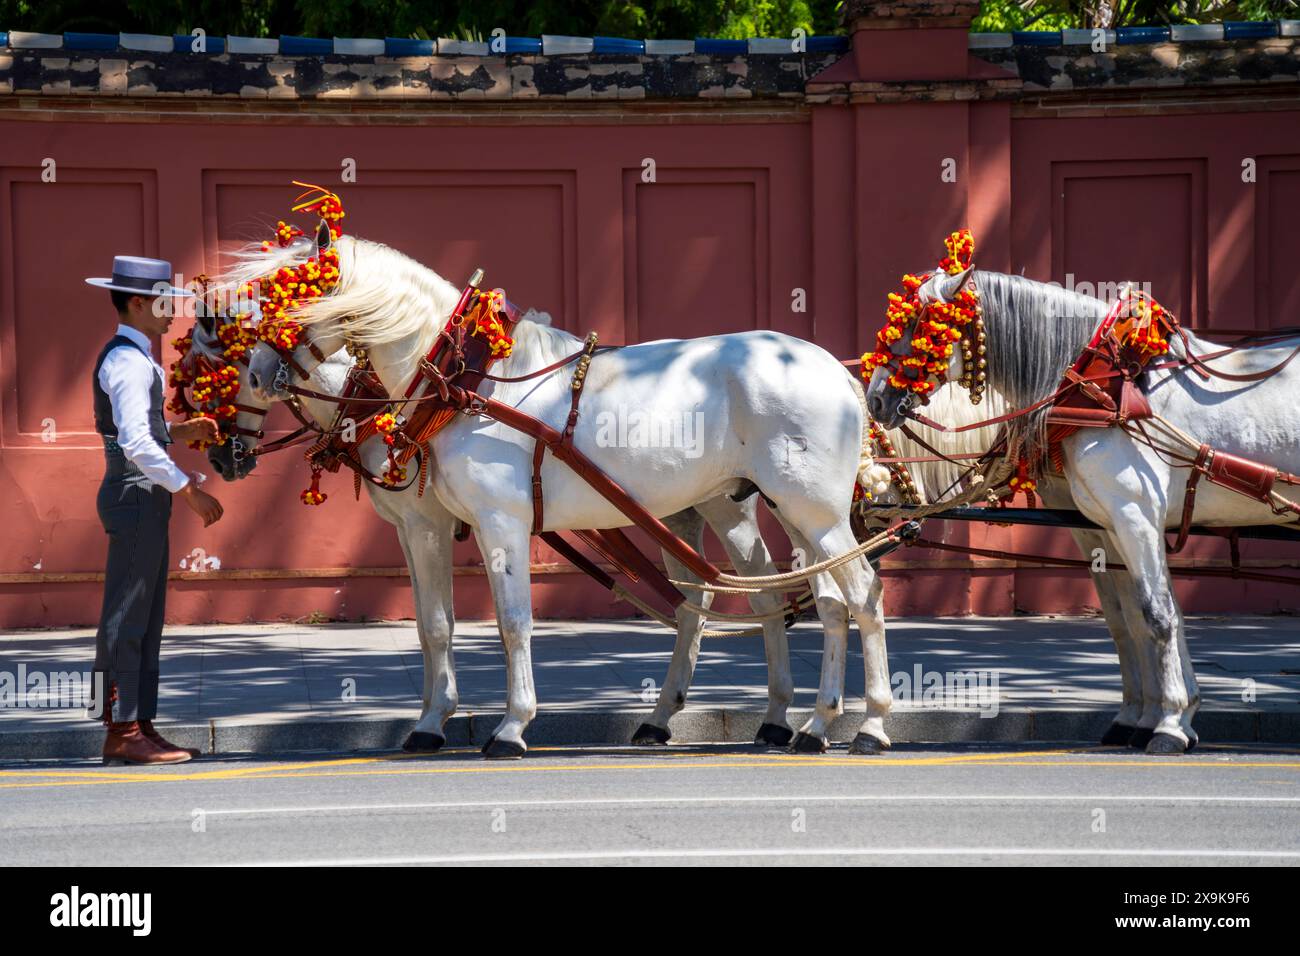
[883,505,1300,543]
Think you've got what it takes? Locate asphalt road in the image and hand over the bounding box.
[3,743,1298,866]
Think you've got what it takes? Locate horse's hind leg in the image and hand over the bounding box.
[1102,518,1196,754]
[775,512,890,755]
[1070,528,1144,746]
[696,495,794,747]
[634,509,710,746]
[814,521,892,754]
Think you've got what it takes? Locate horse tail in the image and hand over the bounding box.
[846,370,892,500]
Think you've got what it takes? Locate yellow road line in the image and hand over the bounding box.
[2,748,1298,791]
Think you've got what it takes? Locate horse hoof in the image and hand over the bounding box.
[755,723,794,748]
[1186,729,1199,752]
[1149,733,1190,754]
[1100,722,1136,747]
[632,723,671,746]
[483,738,527,760]
[1145,732,1188,755]
[790,732,827,754]
[402,731,445,753]
[1128,727,1155,749]
[848,732,888,756]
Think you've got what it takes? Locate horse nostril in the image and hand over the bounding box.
[249,371,261,390]
[867,393,883,421]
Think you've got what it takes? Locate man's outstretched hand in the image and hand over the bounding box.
[171,416,220,445]
[179,473,224,527]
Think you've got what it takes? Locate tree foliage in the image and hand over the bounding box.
[0,1,845,39]
[1,0,1294,40]
[972,0,1297,31]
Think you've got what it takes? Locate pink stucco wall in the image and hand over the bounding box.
[2,35,1299,628]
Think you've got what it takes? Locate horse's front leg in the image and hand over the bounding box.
[696,495,794,747]
[475,512,538,759]
[395,509,458,752]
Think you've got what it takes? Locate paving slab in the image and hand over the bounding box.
[1,616,1297,758]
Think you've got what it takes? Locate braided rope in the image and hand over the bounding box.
[610,583,815,638]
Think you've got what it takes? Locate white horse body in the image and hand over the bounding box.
[430,322,863,535]
[240,235,886,756]
[1067,331,1300,531]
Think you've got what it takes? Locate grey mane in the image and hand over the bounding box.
[972,270,1108,458]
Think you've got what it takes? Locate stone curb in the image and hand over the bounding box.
[3,707,1296,759]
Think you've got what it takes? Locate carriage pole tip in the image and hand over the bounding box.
[469,268,485,288]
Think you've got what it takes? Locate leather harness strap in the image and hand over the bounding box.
[531,332,599,535]
[1172,444,1213,554]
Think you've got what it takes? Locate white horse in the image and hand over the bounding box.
[224,231,887,758]
[187,314,802,751]
[867,267,1300,754]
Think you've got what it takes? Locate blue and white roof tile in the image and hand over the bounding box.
[0,30,849,56]
[0,23,1296,55]
[970,19,1298,48]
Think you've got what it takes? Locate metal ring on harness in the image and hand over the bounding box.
[272,358,293,395]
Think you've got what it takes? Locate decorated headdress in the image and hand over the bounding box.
[860,229,986,405]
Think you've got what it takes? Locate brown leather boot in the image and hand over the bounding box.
[139,720,201,759]
[93,680,118,726]
[102,721,191,766]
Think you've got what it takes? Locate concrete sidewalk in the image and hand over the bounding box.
[2,616,1298,758]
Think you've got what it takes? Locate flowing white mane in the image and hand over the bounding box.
[902,383,1008,500]
[219,234,570,371]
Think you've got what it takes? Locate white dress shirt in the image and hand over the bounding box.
[97,324,190,493]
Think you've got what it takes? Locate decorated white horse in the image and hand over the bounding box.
[211,224,888,758]
[866,253,1300,754]
[184,310,806,751]
[196,286,1019,752]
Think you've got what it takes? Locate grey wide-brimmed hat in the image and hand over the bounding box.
[85,256,194,297]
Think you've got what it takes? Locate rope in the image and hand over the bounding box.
[610,583,815,638]
[857,453,1016,525]
[670,524,899,593]
[661,441,1017,596]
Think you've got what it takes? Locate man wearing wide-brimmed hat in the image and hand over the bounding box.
[86,256,225,766]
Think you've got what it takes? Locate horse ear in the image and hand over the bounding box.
[931,266,974,304]
[315,218,332,254]
[193,297,216,336]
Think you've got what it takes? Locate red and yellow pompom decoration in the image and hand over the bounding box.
[373,411,408,486]
[254,183,345,357]
[938,228,975,277]
[374,412,399,440]
[292,181,345,240]
[1114,289,1173,364]
[301,466,327,506]
[466,289,514,359]
[860,229,986,404]
[381,460,408,487]
[167,276,260,449]
[1004,459,1038,506]
[263,220,304,252]
[239,183,349,505]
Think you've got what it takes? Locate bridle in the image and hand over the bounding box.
[173,310,268,463]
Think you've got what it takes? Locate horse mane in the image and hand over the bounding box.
[218,235,574,372]
[972,270,1108,459]
[896,382,1009,500]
